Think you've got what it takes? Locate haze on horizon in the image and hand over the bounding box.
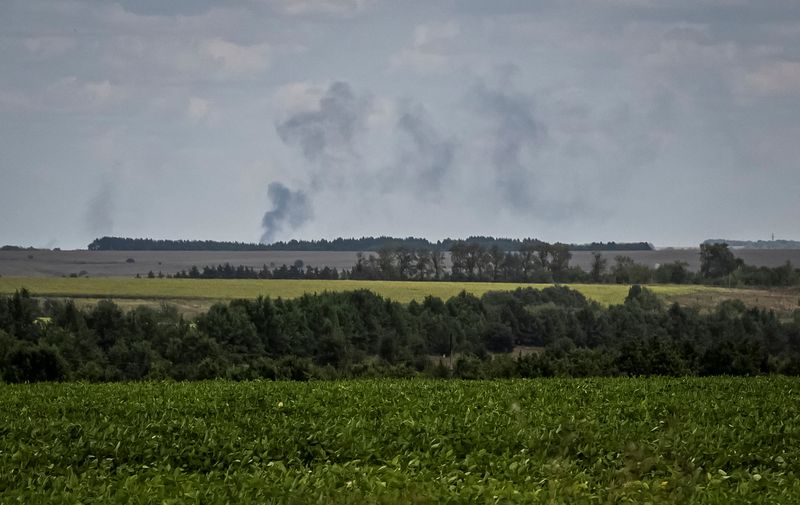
[1,0,798,250]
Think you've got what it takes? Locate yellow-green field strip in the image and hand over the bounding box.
[0,277,720,305]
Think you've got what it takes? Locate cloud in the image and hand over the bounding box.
[390,20,460,73]
[23,36,76,57]
[744,60,800,96]
[34,76,127,113]
[187,96,210,121]
[199,38,271,75]
[272,81,326,113]
[267,0,376,16]
[4,0,800,248]
[260,182,313,243]
[111,0,220,17]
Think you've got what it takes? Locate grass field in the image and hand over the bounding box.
[2,277,797,317]
[0,277,718,306]
[2,378,798,503]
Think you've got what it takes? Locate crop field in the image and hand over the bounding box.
[1,378,798,503]
[0,276,719,306]
[0,249,363,278]
[3,249,800,278]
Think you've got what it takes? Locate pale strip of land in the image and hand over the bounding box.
[2,277,797,317]
[3,248,800,277]
[0,276,721,305]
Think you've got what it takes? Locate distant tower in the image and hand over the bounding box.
[772,233,775,241]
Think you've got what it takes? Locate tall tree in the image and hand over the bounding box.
[700,243,741,279]
[590,252,607,282]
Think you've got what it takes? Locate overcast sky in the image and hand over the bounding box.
[1,0,799,249]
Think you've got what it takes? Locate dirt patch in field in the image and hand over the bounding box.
[664,288,800,317]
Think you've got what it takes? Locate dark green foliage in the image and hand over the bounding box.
[172,261,340,280]
[197,303,261,355]
[482,322,514,353]
[453,354,485,379]
[612,255,653,284]
[86,299,124,350]
[625,285,664,312]
[2,285,800,382]
[5,289,40,341]
[700,242,743,279]
[2,341,65,382]
[90,235,653,252]
[161,242,799,288]
[654,260,691,284]
[6,378,797,502]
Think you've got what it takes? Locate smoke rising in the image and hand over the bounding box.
[260,182,312,243]
[395,104,455,194]
[472,80,544,210]
[84,179,115,237]
[275,81,367,164]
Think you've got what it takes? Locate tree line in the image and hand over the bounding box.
[2,286,799,383]
[704,238,800,250]
[170,261,340,280]
[581,243,799,287]
[158,242,800,288]
[88,236,653,252]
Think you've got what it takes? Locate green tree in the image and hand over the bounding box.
[2,342,66,383]
[700,243,742,279]
[590,252,607,282]
[655,261,691,284]
[377,248,397,279]
[197,303,261,355]
[87,300,124,350]
[625,285,663,312]
[488,245,505,281]
[482,322,514,353]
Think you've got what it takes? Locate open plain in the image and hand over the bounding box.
[1,276,798,318]
[0,276,728,305]
[3,248,800,278]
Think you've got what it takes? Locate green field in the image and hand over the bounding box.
[0,277,717,306]
[2,378,798,503]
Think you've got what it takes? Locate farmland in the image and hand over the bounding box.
[3,248,800,278]
[2,276,799,318]
[0,249,362,278]
[0,276,718,305]
[1,378,798,503]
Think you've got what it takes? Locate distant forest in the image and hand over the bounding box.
[87,236,654,252]
[704,239,800,250]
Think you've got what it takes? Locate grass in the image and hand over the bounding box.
[1,378,798,503]
[0,277,718,306]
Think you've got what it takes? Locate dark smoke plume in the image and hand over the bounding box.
[260,182,312,243]
[275,81,366,164]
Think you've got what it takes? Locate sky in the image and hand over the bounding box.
[1,0,799,249]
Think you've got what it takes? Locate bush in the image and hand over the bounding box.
[2,342,66,383]
[482,322,514,353]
